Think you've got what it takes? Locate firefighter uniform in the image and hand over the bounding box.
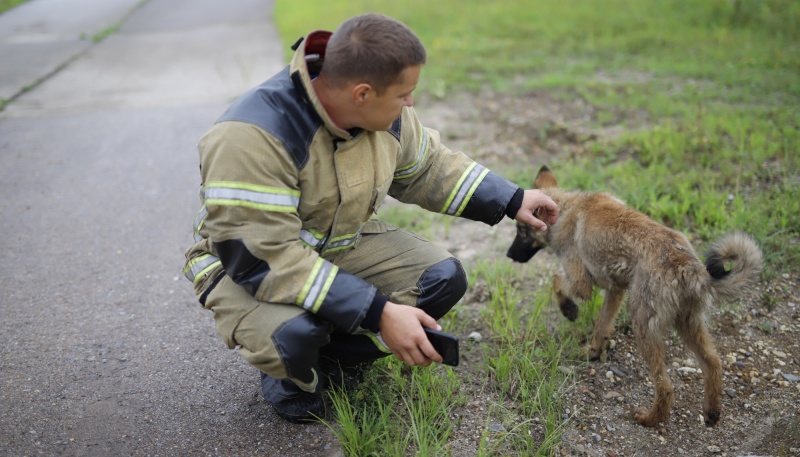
[183,30,521,396]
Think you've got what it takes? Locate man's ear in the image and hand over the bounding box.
[352,83,373,105]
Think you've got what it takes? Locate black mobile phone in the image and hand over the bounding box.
[424,328,459,366]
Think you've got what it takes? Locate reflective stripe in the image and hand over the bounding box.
[204,181,300,212]
[323,233,359,253]
[293,368,319,394]
[394,128,429,180]
[366,333,392,354]
[442,163,489,216]
[300,228,327,249]
[183,254,221,284]
[297,258,338,313]
[193,206,208,242]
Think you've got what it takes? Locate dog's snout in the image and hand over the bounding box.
[506,236,539,263]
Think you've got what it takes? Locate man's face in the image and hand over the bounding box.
[360,65,420,131]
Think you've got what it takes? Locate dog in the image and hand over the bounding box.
[506,165,763,427]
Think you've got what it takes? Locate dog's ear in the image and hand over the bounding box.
[534,165,558,189]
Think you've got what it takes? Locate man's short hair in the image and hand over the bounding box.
[321,13,427,94]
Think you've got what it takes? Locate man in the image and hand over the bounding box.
[183,13,558,423]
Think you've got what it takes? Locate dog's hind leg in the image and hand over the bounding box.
[586,287,626,361]
[676,311,723,427]
[631,307,674,427]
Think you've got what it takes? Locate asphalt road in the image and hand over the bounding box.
[0,1,343,455]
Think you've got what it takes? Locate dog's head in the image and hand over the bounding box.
[506,165,558,263]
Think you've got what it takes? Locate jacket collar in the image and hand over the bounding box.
[290,31,353,141]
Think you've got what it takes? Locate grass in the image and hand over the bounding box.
[0,0,26,15]
[275,0,799,455]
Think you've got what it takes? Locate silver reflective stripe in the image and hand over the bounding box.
[325,234,358,250]
[204,183,300,211]
[302,260,336,312]
[183,254,221,284]
[444,164,488,216]
[300,229,327,248]
[366,333,392,354]
[193,206,208,242]
[394,128,429,179]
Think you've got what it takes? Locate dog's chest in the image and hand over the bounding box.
[585,258,632,289]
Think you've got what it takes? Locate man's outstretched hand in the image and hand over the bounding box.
[515,189,558,231]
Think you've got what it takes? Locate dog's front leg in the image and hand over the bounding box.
[587,287,626,361]
[552,274,580,321]
[553,255,593,322]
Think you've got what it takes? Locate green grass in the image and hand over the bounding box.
[276,0,799,455]
[0,0,27,15]
[321,359,467,456]
[377,201,456,240]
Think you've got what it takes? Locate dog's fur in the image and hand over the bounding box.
[507,166,763,427]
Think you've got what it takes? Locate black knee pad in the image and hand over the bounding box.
[416,257,467,319]
[272,313,331,385]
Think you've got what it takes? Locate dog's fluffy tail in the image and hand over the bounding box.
[705,231,763,301]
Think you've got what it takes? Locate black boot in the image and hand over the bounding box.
[260,372,324,423]
[318,357,371,391]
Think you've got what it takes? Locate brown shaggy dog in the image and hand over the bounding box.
[507,166,763,427]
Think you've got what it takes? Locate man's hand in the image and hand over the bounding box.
[515,189,558,231]
[379,301,442,366]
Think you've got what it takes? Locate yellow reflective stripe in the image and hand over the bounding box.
[441,163,475,214]
[183,254,221,284]
[440,164,488,216]
[312,265,337,313]
[193,206,208,242]
[322,231,360,253]
[455,167,490,216]
[366,333,392,354]
[300,228,327,248]
[204,181,300,212]
[441,163,476,213]
[394,127,429,180]
[326,234,357,247]
[297,258,339,312]
[293,368,320,394]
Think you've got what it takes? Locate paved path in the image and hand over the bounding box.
[0,1,343,455]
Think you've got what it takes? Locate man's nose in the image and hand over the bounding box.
[404,94,414,107]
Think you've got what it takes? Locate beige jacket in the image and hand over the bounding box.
[183,30,519,333]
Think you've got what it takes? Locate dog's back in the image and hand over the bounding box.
[547,188,707,299]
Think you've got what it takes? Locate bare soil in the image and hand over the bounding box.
[411,90,800,457]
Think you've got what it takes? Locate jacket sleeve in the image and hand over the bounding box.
[389,107,519,225]
[197,121,383,333]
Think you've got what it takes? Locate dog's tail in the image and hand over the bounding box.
[705,231,763,301]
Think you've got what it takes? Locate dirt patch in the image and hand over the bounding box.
[412,91,800,457]
[416,88,648,172]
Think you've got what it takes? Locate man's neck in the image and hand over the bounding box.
[311,77,354,131]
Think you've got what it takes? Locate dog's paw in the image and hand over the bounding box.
[633,407,660,428]
[704,409,720,427]
[559,298,579,321]
[580,344,603,361]
[580,343,603,361]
